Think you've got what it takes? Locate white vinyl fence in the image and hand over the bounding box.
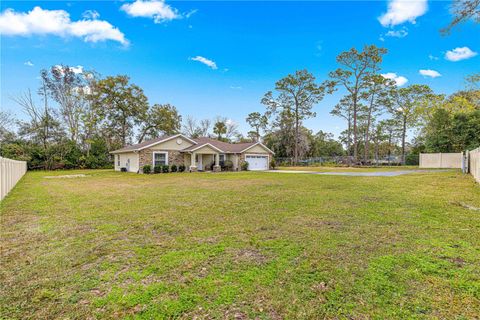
[419,153,463,169]
[0,157,27,201]
[469,147,480,183]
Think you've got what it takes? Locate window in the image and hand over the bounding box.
[219,154,226,162]
[117,155,120,166]
[153,152,168,166]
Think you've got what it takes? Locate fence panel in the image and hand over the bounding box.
[419,153,463,169]
[0,157,27,201]
[470,148,480,183]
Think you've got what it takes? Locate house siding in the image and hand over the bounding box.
[115,152,139,173]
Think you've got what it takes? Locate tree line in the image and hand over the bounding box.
[1,47,479,169]
[250,46,479,165]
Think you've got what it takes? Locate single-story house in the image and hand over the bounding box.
[110,134,274,173]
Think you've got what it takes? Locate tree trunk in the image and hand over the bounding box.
[347,115,352,165]
[352,96,358,163]
[364,90,376,162]
[401,116,407,165]
[388,132,392,166]
[294,101,299,165]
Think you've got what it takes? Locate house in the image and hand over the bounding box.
[110,134,274,173]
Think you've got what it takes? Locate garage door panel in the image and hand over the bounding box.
[245,155,268,171]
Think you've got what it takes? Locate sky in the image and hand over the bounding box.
[0,0,479,138]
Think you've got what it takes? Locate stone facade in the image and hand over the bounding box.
[139,149,185,170]
[137,148,272,173]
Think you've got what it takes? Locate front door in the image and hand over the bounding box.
[196,154,203,170]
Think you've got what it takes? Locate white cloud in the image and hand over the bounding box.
[0,7,128,45]
[382,72,408,86]
[54,65,84,74]
[121,0,180,23]
[385,28,408,38]
[445,47,478,62]
[70,65,84,74]
[229,86,242,90]
[189,56,217,69]
[428,54,439,60]
[82,10,100,20]
[184,9,198,19]
[24,61,34,66]
[419,69,441,78]
[378,0,428,27]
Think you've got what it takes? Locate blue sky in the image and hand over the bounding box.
[1,0,478,137]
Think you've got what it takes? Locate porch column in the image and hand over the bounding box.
[190,152,197,172]
[213,153,221,172]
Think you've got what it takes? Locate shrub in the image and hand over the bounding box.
[170,164,178,172]
[162,165,169,173]
[241,161,249,171]
[143,164,152,174]
[120,167,127,172]
[154,165,162,174]
[270,159,276,169]
[223,160,234,171]
[178,164,186,172]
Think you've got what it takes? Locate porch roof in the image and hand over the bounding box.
[181,137,256,153]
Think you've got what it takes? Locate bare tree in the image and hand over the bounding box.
[182,116,212,138]
[442,0,479,34]
[41,65,87,143]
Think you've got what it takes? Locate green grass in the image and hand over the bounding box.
[1,169,480,319]
[278,165,422,172]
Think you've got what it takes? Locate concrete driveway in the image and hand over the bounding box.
[265,169,451,177]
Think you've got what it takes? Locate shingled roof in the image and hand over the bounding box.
[182,137,258,153]
[110,134,273,154]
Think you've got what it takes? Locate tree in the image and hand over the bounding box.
[41,65,88,144]
[12,90,62,149]
[328,45,387,162]
[92,75,149,146]
[213,120,227,140]
[0,110,13,141]
[261,69,325,164]
[389,84,432,164]
[442,0,479,34]
[138,104,181,143]
[379,119,401,165]
[224,118,240,141]
[361,74,395,161]
[331,95,354,156]
[309,130,344,157]
[466,73,480,89]
[424,108,455,152]
[182,116,211,138]
[246,112,268,141]
[424,109,480,152]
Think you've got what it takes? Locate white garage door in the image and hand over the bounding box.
[245,155,268,171]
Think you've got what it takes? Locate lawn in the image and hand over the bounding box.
[277,165,422,172]
[1,169,480,319]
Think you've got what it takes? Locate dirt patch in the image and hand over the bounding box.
[291,216,343,230]
[224,309,248,320]
[230,248,269,265]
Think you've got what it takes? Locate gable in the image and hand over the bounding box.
[150,136,195,151]
[242,144,272,154]
[190,144,221,154]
